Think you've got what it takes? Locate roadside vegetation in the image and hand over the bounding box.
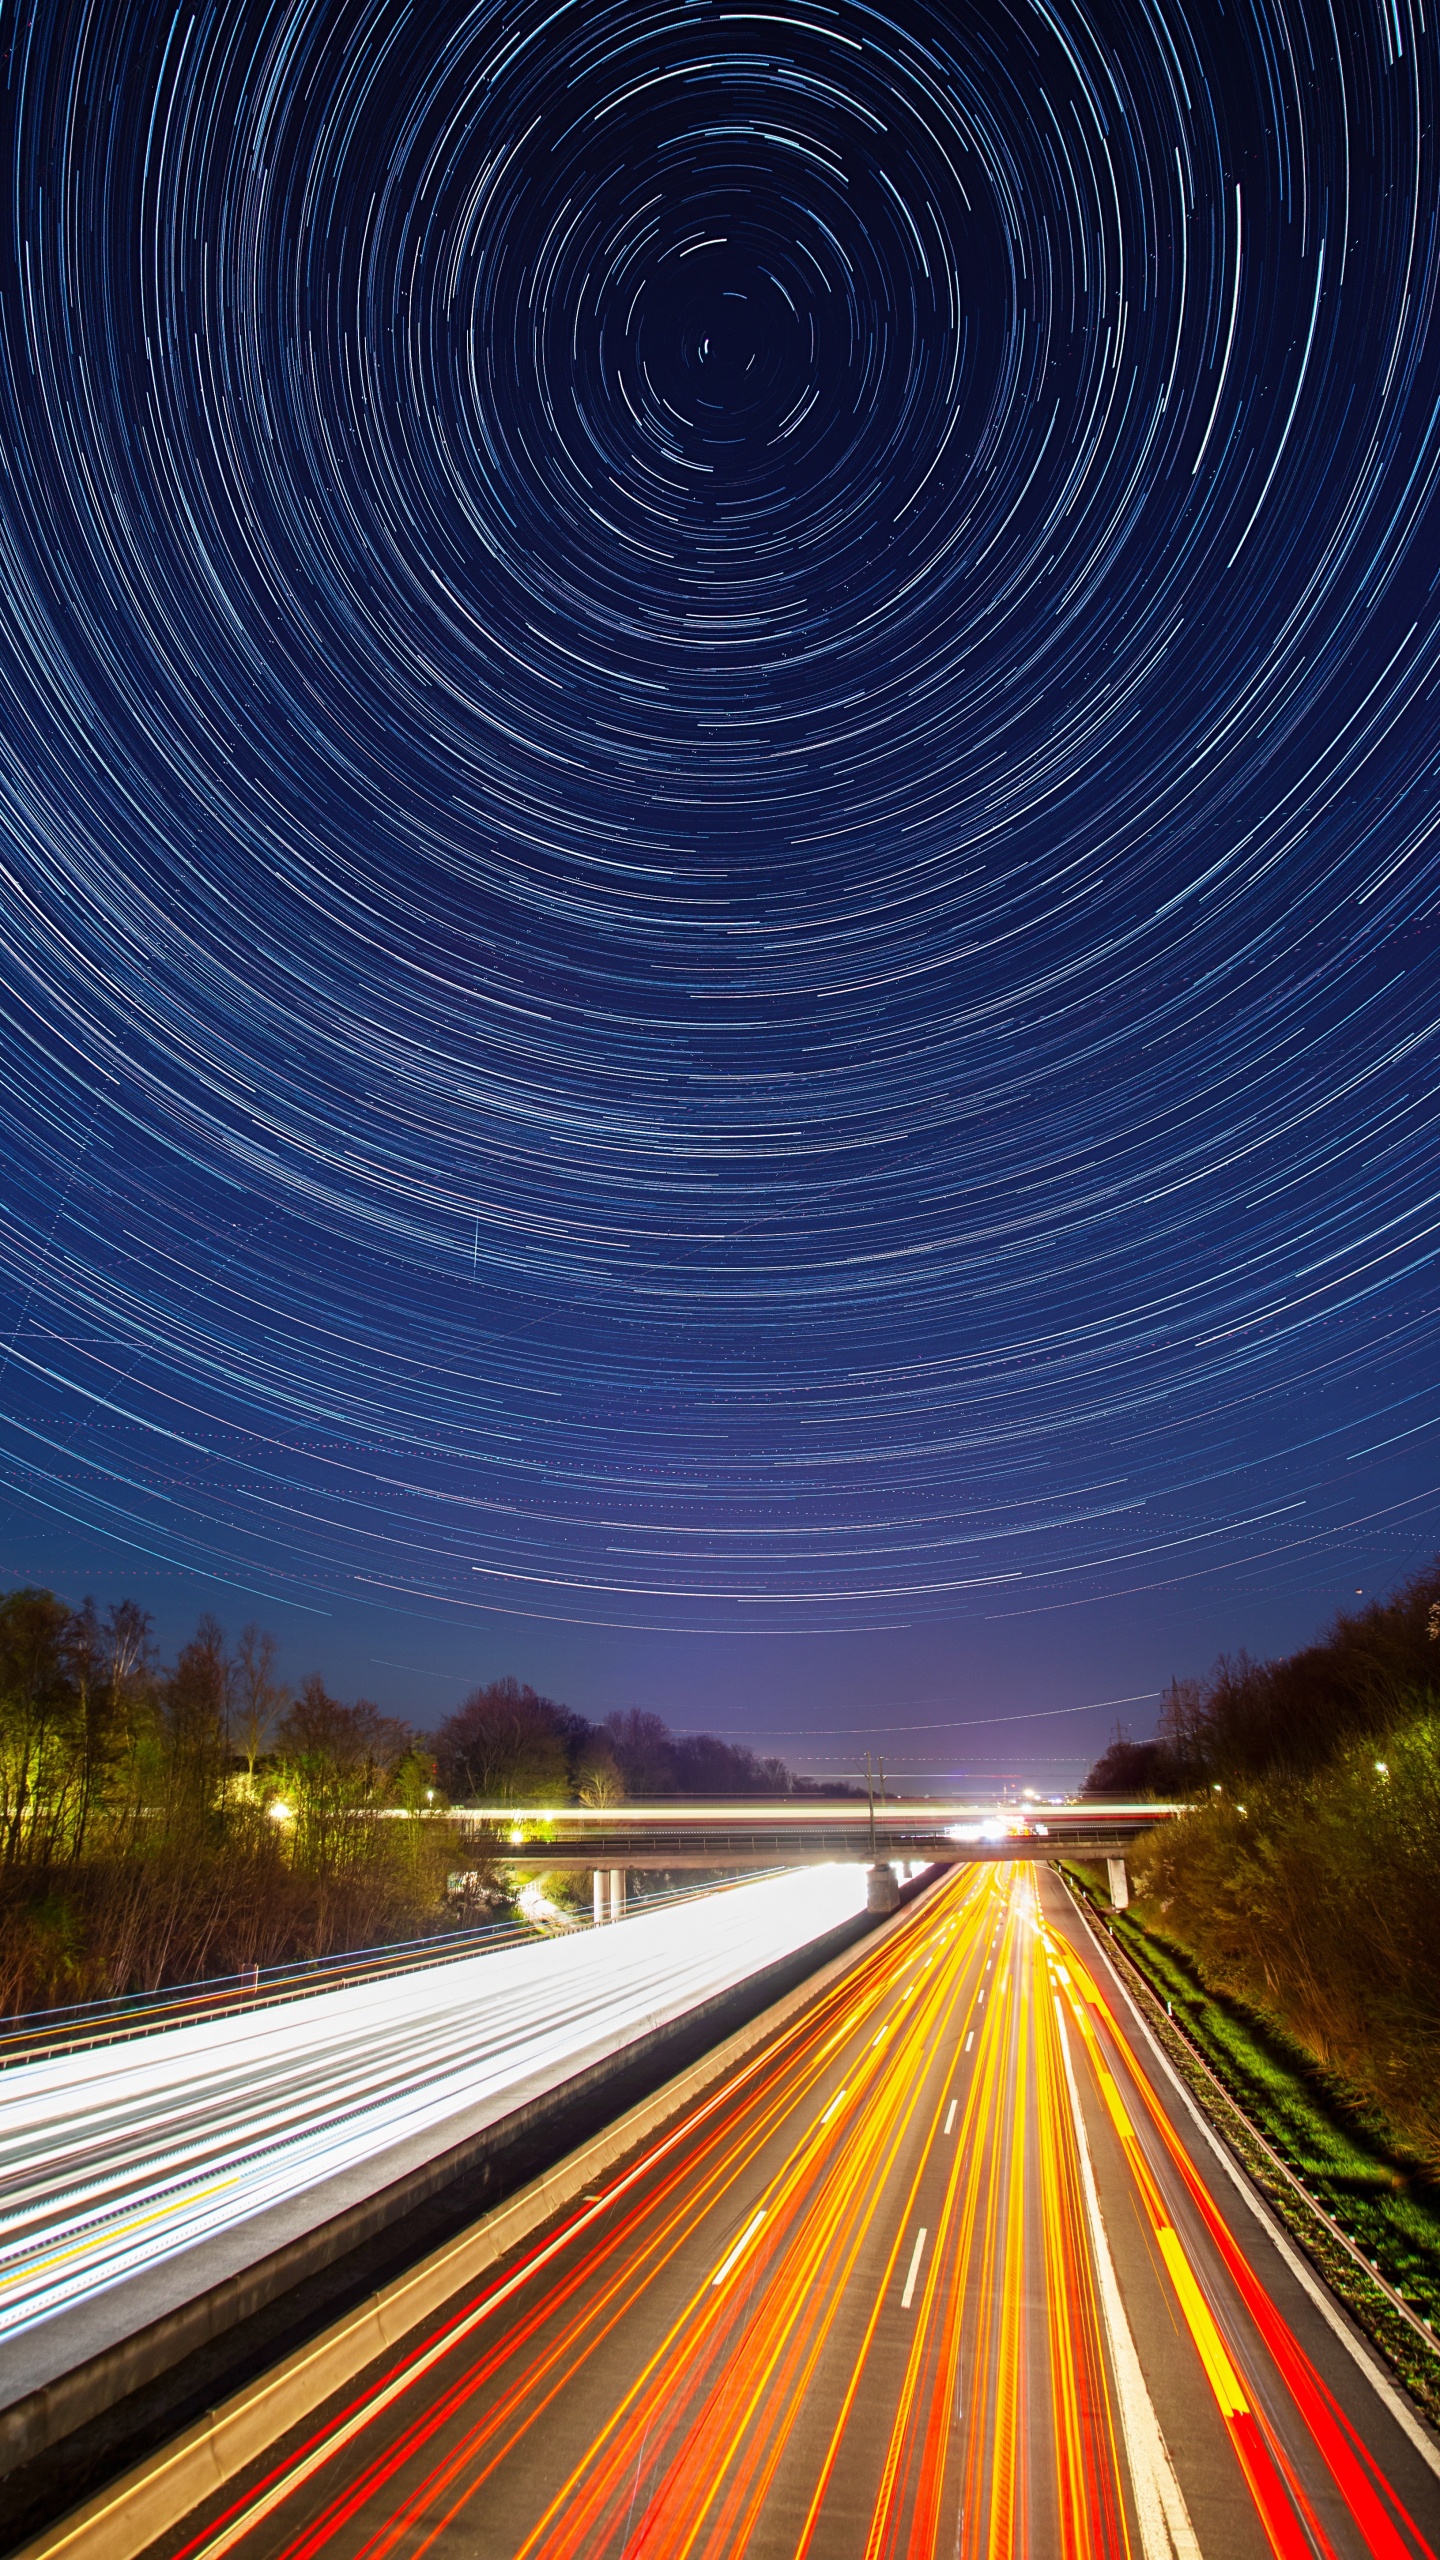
[1063,1861,1440,2417]
[1079,1559,1440,2401]
[1085,1560,1440,2170]
[0,1590,816,2016]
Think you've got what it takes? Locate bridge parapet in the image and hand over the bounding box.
[432,1800,1178,1870]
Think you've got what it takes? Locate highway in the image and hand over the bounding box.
[151,1862,1440,2560]
[0,1866,868,2419]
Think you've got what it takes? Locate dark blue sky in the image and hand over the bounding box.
[1,0,1438,1788]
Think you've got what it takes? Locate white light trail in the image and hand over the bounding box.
[0,1868,866,2391]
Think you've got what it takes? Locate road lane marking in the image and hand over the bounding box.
[818,2086,848,2126]
[143,1881,957,2560]
[1078,1906,1440,2487]
[1077,2002,1255,2430]
[0,2176,239,2296]
[1055,2002,1202,2559]
[944,2099,958,2134]
[1058,1934,1403,2556]
[711,2210,766,2288]
[965,2031,974,2052]
[900,2227,928,2310]
[168,2180,623,2560]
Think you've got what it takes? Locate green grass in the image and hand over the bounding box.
[1062,1864,1440,2334]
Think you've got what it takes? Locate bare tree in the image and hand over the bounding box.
[159,1615,232,1840]
[434,1679,571,1805]
[233,1623,289,1784]
[601,1709,677,1799]
[576,1748,624,1808]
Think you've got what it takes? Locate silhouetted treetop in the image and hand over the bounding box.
[432,1678,573,1805]
[1083,1557,1440,1793]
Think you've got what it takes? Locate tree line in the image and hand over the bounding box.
[1084,1561,1440,2170]
[0,1588,816,2016]
[430,1682,811,1807]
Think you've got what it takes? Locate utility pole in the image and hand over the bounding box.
[865,1750,877,1857]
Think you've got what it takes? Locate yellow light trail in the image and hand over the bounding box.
[181,1868,1440,2560]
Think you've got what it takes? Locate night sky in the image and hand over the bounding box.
[1,0,1438,1786]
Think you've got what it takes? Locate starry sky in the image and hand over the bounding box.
[1,0,1438,1787]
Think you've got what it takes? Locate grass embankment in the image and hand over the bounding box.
[1062,1862,1440,2425]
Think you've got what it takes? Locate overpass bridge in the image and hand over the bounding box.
[445,1799,1175,1868]
[441,1799,1176,1910]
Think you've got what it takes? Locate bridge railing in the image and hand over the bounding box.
[414,1799,1181,1865]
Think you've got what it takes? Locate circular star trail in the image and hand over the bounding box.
[0,0,1438,1631]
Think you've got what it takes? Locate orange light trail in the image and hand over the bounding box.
[174,1868,1440,2560]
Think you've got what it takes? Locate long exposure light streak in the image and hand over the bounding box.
[0,1866,865,2397]
[1,0,1439,1638]
[155,1867,1440,2560]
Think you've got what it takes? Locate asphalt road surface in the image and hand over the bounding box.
[0,1866,868,2413]
[148,1863,1440,2559]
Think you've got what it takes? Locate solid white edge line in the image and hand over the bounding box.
[900,2227,928,2311]
[1066,1891,1440,2484]
[1056,2001,1201,2560]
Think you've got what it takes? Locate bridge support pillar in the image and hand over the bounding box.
[866,1862,900,1915]
[593,1869,607,1927]
[610,1867,627,1923]
[1106,1856,1130,1911]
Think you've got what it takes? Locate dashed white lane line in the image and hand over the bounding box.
[901,2227,928,2311]
[711,2210,766,2289]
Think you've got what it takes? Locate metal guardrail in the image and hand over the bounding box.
[0,1870,789,2068]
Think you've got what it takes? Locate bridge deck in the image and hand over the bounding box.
[440,1803,1173,1868]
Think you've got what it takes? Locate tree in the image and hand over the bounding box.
[601,1713,793,1799]
[0,1590,81,1865]
[233,1623,288,1786]
[159,1615,232,1841]
[273,1677,411,1876]
[673,1731,772,1796]
[1135,1707,1440,2166]
[434,1679,570,1805]
[602,1709,678,1798]
[68,1598,156,1858]
[389,1744,445,1892]
[576,1747,624,1807]
[1082,1734,1177,1797]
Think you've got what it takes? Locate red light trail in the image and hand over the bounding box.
[167,1868,1440,2560]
